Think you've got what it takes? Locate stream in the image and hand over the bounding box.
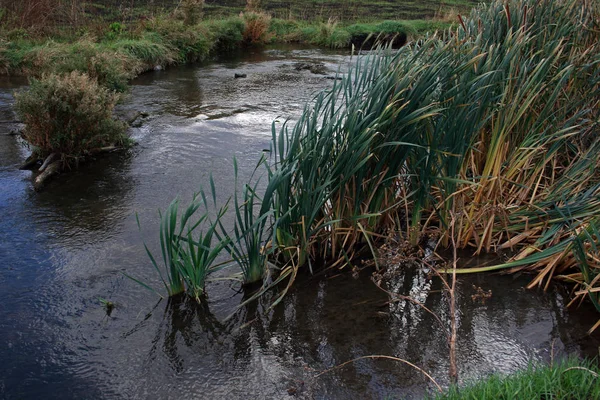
[1,45,599,399]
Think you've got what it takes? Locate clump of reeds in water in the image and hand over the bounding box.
[137,189,231,302]
[143,0,600,326]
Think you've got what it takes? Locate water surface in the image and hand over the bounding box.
[0,46,598,399]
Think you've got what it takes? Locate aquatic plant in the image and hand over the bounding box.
[145,0,600,324]
[218,158,274,286]
[140,193,230,301]
[261,0,599,314]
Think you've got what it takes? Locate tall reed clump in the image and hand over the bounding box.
[14,71,128,163]
[139,191,230,301]
[147,0,600,318]
[262,0,600,308]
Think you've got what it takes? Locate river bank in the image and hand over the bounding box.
[0,9,452,92]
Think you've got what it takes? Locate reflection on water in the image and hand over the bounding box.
[0,46,599,399]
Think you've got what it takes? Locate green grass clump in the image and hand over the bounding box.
[344,20,413,48]
[344,23,373,37]
[107,38,174,67]
[313,23,351,49]
[142,17,211,63]
[291,19,416,49]
[403,19,453,34]
[267,18,301,41]
[140,192,230,301]
[6,38,138,91]
[435,359,600,399]
[375,20,415,35]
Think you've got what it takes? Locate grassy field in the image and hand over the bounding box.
[202,0,476,21]
[77,0,476,23]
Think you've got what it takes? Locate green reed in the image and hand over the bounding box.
[144,0,600,319]
[139,192,230,301]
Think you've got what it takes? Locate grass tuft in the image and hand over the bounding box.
[434,358,600,400]
[140,192,231,301]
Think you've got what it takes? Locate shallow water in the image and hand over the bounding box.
[0,46,598,399]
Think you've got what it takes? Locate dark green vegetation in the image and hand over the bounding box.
[143,0,600,336]
[434,358,600,399]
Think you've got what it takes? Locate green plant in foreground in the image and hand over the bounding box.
[261,0,600,314]
[139,192,230,301]
[218,158,273,286]
[434,358,600,399]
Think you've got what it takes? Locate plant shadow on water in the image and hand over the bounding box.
[29,150,136,235]
[120,265,600,399]
[147,296,227,374]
